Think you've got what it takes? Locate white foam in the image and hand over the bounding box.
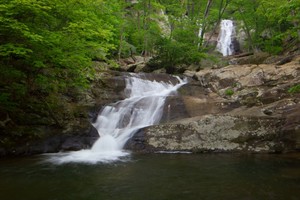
[46,150,130,165]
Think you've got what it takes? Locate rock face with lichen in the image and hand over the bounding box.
[128,115,293,152]
[126,115,286,153]
[125,54,300,153]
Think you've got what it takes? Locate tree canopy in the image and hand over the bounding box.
[0,0,120,114]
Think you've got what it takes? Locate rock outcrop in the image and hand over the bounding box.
[126,115,286,153]
[126,54,300,153]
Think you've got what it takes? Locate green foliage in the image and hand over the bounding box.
[225,89,234,96]
[228,0,300,54]
[153,37,205,70]
[0,0,121,114]
[121,0,166,57]
[139,5,208,71]
[288,84,300,94]
[0,93,19,112]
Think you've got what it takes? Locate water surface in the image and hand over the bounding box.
[0,153,300,200]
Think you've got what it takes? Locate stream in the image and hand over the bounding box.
[1,153,300,200]
[1,73,299,200]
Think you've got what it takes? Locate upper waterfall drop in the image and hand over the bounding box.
[47,73,187,164]
[216,19,237,56]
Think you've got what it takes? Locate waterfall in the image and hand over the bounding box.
[216,19,236,56]
[47,73,187,164]
[197,24,203,48]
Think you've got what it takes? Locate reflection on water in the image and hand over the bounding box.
[0,153,300,200]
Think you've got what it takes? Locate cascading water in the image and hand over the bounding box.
[216,19,236,56]
[197,24,203,48]
[47,73,187,164]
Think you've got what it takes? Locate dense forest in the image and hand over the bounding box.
[0,0,299,133]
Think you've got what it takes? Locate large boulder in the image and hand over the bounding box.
[125,114,293,153]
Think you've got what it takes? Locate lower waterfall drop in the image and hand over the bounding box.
[47,73,187,164]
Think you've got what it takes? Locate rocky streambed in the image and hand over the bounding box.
[1,54,299,156]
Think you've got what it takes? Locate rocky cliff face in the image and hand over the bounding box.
[126,54,300,153]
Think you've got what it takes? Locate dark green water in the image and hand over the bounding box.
[1,153,300,200]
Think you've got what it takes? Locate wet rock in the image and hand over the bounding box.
[281,103,300,150]
[124,129,146,151]
[60,136,97,151]
[160,95,190,123]
[1,125,99,156]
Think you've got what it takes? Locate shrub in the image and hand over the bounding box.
[288,84,300,94]
[225,89,234,96]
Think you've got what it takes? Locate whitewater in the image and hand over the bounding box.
[47,73,187,164]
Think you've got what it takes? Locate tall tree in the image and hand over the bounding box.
[198,0,213,47]
[203,0,231,48]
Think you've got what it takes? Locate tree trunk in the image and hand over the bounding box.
[238,7,254,52]
[198,0,213,48]
[118,27,124,61]
[203,0,230,48]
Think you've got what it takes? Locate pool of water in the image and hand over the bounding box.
[0,153,300,200]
